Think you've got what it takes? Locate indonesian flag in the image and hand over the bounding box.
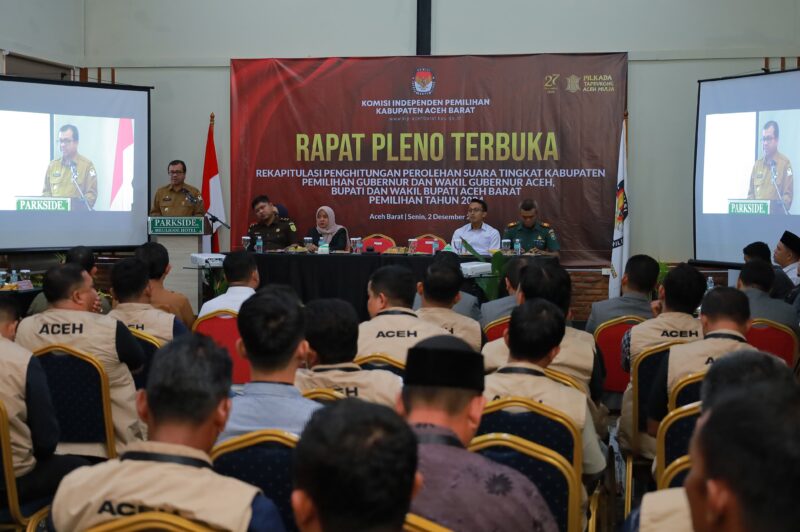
[202,113,226,252]
[609,121,630,297]
[109,118,134,211]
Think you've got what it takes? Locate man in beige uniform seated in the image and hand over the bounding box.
[484,299,606,483]
[294,299,401,407]
[27,246,111,316]
[618,262,706,457]
[15,264,145,458]
[49,334,285,531]
[0,298,88,505]
[108,258,189,345]
[357,265,450,365]
[134,242,195,328]
[416,262,481,351]
[646,287,756,436]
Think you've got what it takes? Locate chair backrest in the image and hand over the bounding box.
[655,401,700,484]
[362,234,396,254]
[85,511,211,531]
[543,368,583,392]
[593,315,646,393]
[211,430,299,531]
[746,318,798,366]
[657,456,692,490]
[414,234,447,255]
[33,344,116,459]
[483,316,511,342]
[192,310,250,384]
[403,513,452,532]
[631,342,678,447]
[668,371,705,411]
[128,329,162,390]
[0,399,50,528]
[301,388,346,404]
[477,397,582,474]
[354,353,406,377]
[469,433,580,532]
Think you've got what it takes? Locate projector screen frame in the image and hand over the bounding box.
[0,74,153,253]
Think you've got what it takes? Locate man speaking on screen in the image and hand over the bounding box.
[747,120,793,214]
[42,124,98,210]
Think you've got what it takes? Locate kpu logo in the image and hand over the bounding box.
[412,68,435,95]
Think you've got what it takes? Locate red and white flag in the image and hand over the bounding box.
[109,118,133,211]
[609,121,630,297]
[202,113,226,252]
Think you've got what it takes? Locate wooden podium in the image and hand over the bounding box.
[147,217,207,314]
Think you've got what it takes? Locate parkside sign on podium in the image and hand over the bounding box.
[148,217,204,235]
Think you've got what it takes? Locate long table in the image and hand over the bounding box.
[252,252,490,320]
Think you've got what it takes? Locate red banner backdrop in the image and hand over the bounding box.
[231,53,627,265]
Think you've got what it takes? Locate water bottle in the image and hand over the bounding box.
[431,240,439,255]
[255,235,264,254]
[514,238,522,256]
[318,241,330,255]
[9,270,18,283]
[706,276,714,291]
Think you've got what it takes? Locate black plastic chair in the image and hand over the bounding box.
[655,402,700,485]
[355,354,406,377]
[128,330,162,390]
[668,371,705,411]
[212,430,299,532]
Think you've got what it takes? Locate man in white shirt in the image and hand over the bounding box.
[198,251,259,319]
[450,198,501,255]
[774,230,800,286]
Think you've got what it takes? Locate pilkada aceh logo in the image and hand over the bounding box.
[412,68,435,95]
[565,74,580,93]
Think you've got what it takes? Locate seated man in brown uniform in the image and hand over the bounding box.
[15,264,145,459]
[0,298,88,507]
[294,299,401,407]
[292,399,420,532]
[400,335,558,532]
[134,242,195,328]
[49,334,285,531]
[108,258,189,345]
[247,195,296,251]
[357,265,450,365]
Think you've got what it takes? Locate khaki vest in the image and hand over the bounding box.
[109,302,175,345]
[295,363,402,408]
[482,337,508,372]
[357,308,451,364]
[51,441,259,531]
[416,307,481,351]
[548,327,595,396]
[15,308,144,457]
[667,331,754,393]
[639,488,692,532]
[0,338,36,476]
[619,312,703,457]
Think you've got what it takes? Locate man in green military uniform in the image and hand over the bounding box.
[747,120,793,214]
[503,198,560,256]
[42,124,98,210]
[247,194,296,250]
[149,160,206,217]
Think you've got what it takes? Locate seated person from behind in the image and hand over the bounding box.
[27,245,111,316]
[399,335,557,532]
[15,263,145,458]
[292,399,420,532]
[413,251,482,322]
[108,257,189,345]
[49,334,285,531]
[450,198,501,255]
[0,297,88,507]
[479,255,529,330]
[357,265,450,365]
[646,287,756,436]
[134,242,195,328]
[197,251,259,319]
[218,286,321,441]
[484,299,606,482]
[584,254,659,335]
[294,299,401,407]
[737,258,800,339]
[415,262,482,352]
[247,194,296,251]
[742,241,794,300]
[306,206,349,252]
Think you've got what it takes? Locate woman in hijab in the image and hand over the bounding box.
[306,206,349,251]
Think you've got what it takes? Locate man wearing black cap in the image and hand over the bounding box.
[774,230,800,288]
[398,335,557,532]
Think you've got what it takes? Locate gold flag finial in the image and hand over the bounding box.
[210,112,215,126]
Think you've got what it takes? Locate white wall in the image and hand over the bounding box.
[0,0,84,67]
[9,0,800,260]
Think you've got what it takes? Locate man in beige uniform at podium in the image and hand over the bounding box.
[149,160,206,217]
[42,124,97,209]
